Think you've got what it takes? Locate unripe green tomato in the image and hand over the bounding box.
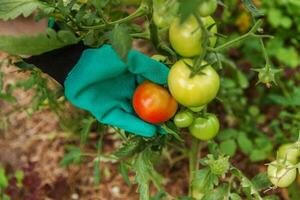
[174,111,194,128]
[267,160,297,188]
[198,0,218,17]
[188,105,206,112]
[168,59,220,107]
[188,114,219,140]
[169,15,217,57]
[277,143,300,164]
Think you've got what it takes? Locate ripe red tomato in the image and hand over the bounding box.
[133,81,178,124]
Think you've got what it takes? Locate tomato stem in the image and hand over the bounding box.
[210,19,265,52]
[81,2,149,30]
[188,138,201,196]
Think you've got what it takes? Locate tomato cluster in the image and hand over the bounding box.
[267,142,300,188]
[133,0,220,141]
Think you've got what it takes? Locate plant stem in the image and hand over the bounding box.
[211,19,264,52]
[81,4,148,30]
[188,138,201,195]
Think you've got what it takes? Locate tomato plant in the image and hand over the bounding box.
[168,59,220,107]
[133,81,178,124]
[188,114,219,140]
[174,110,194,128]
[0,0,292,199]
[169,15,217,57]
[267,160,297,188]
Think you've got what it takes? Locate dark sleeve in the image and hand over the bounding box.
[24,43,87,85]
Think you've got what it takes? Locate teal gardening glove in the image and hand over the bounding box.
[63,45,169,137]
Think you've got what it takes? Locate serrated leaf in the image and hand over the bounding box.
[59,146,82,167]
[133,149,163,200]
[192,168,218,192]
[113,137,146,158]
[110,24,132,60]
[0,0,44,20]
[251,172,271,191]
[0,29,79,55]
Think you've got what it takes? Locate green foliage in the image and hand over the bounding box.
[0,29,78,55]
[110,24,132,60]
[1,0,300,199]
[0,0,44,20]
[133,148,163,200]
[59,145,82,167]
[0,167,8,189]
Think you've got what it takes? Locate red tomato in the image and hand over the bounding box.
[133,81,178,124]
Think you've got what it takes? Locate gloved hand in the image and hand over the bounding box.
[26,44,169,137]
[64,45,169,137]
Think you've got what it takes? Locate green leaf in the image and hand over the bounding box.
[0,167,8,189]
[275,47,299,68]
[192,168,218,192]
[237,133,253,155]
[119,162,131,186]
[59,146,82,167]
[110,24,132,60]
[0,0,44,20]
[133,149,163,200]
[93,157,101,185]
[80,117,96,145]
[267,8,282,28]
[202,184,229,200]
[113,137,146,158]
[220,139,237,156]
[230,193,242,200]
[15,170,24,188]
[0,29,78,55]
[178,0,201,22]
[241,0,263,17]
[150,190,167,200]
[268,88,300,106]
[288,182,300,200]
[91,0,109,11]
[236,70,249,89]
[217,129,239,141]
[251,172,271,191]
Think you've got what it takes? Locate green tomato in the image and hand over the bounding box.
[198,0,218,17]
[188,105,206,112]
[188,114,219,140]
[174,111,194,128]
[267,160,297,188]
[153,0,179,28]
[169,15,217,57]
[277,143,300,164]
[168,59,220,107]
